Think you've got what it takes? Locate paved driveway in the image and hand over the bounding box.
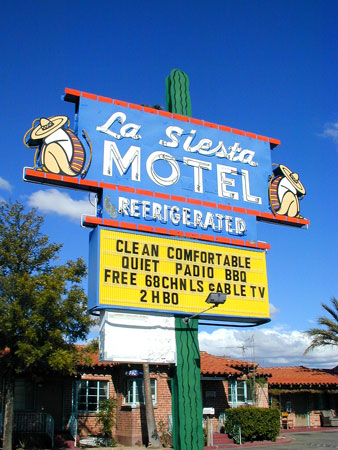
[88,430,338,449]
[250,430,338,449]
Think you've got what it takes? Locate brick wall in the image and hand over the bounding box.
[256,382,269,408]
[76,371,271,443]
[115,366,172,446]
[202,379,230,417]
[309,411,321,427]
[78,373,116,438]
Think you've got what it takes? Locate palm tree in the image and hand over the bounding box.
[304,297,338,354]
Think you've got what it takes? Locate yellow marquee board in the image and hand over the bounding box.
[88,228,270,322]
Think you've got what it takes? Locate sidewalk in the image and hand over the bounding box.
[204,426,338,449]
[204,435,292,450]
[76,427,338,450]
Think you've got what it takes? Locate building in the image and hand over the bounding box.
[259,365,338,428]
[1,351,337,446]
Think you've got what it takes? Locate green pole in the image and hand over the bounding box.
[166,69,204,450]
[174,318,204,449]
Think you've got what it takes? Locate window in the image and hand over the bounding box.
[205,391,216,399]
[77,380,109,412]
[228,380,252,406]
[14,380,35,411]
[125,378,157,406]
[312,393,329,411]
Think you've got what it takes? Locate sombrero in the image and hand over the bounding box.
[279,164,306,195]
[30,116,68,139]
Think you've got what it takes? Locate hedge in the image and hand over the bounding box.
[224,407,280,443]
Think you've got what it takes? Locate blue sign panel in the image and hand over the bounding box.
[77,97,272,207]
[25,89,303,245]
[100,188,259,242]
[74,96,274,243]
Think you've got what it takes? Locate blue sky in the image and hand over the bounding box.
[1,0,337,367]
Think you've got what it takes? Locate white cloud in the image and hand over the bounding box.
[0,176,12,192]
[27,189,96,222]
[321,121,338,145]
[198,326,337,368]
[269,303,280,318]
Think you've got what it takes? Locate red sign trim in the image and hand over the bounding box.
[64,88,281,148]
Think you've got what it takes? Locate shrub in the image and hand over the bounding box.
[157,419,173,447]
[224,407,280,443]
[96,398,118,446]
[203,426,207,445]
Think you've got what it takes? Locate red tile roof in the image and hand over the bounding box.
[77,348,256,375]
[77,348,338,387]
[258,366,338,387]
[76,345,117,367]
[200,351,256,376]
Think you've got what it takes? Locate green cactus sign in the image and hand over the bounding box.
[166,69,192,117]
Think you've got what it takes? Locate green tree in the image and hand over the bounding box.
[0,202,93,450]
[304,297,338,354]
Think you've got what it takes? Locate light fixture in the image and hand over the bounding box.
[182,293,226,324]
[205,293,227,305]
